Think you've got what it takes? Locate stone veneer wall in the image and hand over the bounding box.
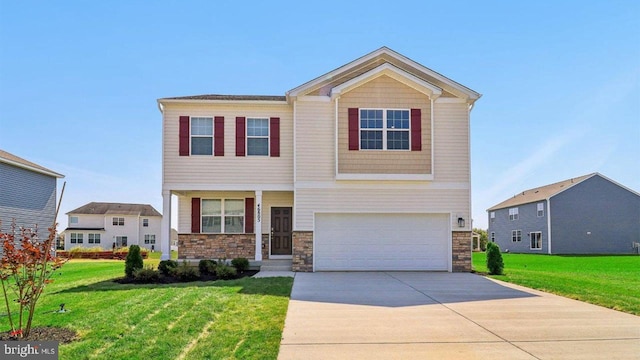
[292,231,313,272]
[178,234,255,260]
[261,234,269,260]
[452,231,472,272]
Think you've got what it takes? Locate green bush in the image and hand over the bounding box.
[231,257,249,272]
[175,261,200,281]
[198,259,217,275]
[215,264,237,280]
[133,267,160,283]
[158,260,178,276]
[125,245,144,278]
[486,242,504,275]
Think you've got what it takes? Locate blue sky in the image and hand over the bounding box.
[1,1,638,231]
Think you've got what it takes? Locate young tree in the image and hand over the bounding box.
[473,228,488,251]
[125,245,144,278]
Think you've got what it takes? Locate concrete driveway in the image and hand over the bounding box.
[278,272,640,359]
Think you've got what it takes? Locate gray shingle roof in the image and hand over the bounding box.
[487,174,596,211]
[160,94,286,101]
[67,202,161,217]
[0,149,64,178]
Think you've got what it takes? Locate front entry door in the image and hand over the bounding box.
[271,207,292,255]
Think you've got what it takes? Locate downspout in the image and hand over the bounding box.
[546,198,552,254]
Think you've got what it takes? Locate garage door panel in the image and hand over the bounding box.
[314,213,449,271]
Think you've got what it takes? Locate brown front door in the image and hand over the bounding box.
[271,207,292,255]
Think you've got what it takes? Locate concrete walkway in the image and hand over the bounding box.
[278,272,640,359]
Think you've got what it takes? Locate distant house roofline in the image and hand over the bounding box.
[0,149,64,178]
[67,202,162,217]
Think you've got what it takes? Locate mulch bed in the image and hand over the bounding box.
[114,270,259,284]
[0,327,77,343]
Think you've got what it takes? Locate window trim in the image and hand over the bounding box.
[142,218,149,227]
[190,116,214,156]
[359,108,411,151]
[511,229,522,242]
[246,117,270,156]
[509,208,519,221]
[201,198,246,234]
[530,231,542,250]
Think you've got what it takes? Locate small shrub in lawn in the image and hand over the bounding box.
[125,245,144,278]
[158,260,178,276]
[133,267,160,283]
[486,242,504,275]
[231,257,249,272]
[175,261,200,282]
[198,259,217,275]
[215,263,237,280]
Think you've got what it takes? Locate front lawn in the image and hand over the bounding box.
[1,260,293,359]
[473,252,640,315]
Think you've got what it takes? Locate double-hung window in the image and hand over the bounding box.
[144,234,156,244]
[509,208,519,221]
[247,118,269,156]
[537,203,544,217]
[512,230,522,242]
[112,217,124,226]
[201,199,245,233]
[88,233,100,244]
[490,211,495,222]
[143,219,149,227]
[70,233,83,244]
[191,117,213,155]
[360,109,410,150]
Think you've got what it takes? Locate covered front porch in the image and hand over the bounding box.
[160,189,294,262]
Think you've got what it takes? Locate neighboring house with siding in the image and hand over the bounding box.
[158,47,481,272]
[487,173,640,254]
[0,149,64,234]
[63,202,161,251]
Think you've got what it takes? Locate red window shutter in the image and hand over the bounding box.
[411,109,422,151]
[179,116,190,156]
[245,198,255,233]
[191,198,201,233]
[214,116,224,156]
[270,117,280,157]
[348,108,359,150]
[236,117,246,156]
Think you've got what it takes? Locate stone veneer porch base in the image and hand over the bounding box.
[452,231,472,272]
[292,231,313,272]
[178,233,255,260]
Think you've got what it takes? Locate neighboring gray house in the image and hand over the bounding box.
[0,149,64,233]
[487,173,640,254]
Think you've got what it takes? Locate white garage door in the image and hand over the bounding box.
[314,213,450,271]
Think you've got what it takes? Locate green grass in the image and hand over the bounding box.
[473,252,640,315]
[2,260,292,359]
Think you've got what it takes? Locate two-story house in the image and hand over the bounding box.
[63,202,162,251]
[158,47,481,272]
[487,173,640,254]
[0,149,64,233]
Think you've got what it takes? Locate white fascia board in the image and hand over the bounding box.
[335,173,434,181]
[330,63,442,100]
[297,95,331,102]
[0,158,64,178]
[158,99,288,106]
[162,183,294,192]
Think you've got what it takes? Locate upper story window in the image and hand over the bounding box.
[537,203,544,217]
[191,117,213,155]
[70,216,78,224]
[490,211,495,222]
[247,118,269,156]
[112,217,124,226]
[143,219,149,227]
[359,109,410,150]
[201,199,245,233]
[509,208,519,221]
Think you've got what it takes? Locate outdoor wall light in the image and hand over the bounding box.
[457,217,465,228]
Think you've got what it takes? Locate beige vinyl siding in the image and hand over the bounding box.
[337,75,432,174]
[294,187,469,231]
[163,103,293,188]
[433,101,469,182]
[295,99,335,181]
[176,191,292,234]
[74,214,105,228]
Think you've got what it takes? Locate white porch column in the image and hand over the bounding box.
[255,190,263,261]
[160,190,171,260]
